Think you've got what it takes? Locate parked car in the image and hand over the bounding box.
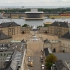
[28,60,33,67]
[28,57,30,62]
[30,61,33,67]
[40,55,43,62]
[30,60,33,67]
[41,64,44,70]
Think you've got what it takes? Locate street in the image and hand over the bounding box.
[28,52,43,70]
[24,32,45,70]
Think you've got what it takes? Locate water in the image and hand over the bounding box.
[25,20,43,27]
[0,18,70,27]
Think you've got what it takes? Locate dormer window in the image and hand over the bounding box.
[9,23,12,27]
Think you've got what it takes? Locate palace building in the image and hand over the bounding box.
[48,21,69,37]
[0,22,21,36]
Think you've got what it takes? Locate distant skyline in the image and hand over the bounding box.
[0,0,70,7]
[0,6,70,9]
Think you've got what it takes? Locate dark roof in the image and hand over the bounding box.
[21,39,26,43]
[0,22,20,28]
[61,32,70,39]
[44,39,50,43]
[55,60,69,70]
[51,22,68,27]
[44,48,49,56]
[0,31,12,40]
[7,67,13,70]
[0,68,5,70]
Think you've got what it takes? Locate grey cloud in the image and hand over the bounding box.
[0,0,70,6]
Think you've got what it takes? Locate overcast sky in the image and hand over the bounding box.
[0,0,70,6]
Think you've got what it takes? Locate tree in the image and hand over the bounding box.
[22,24,29,27]
[37,25,42,29]
[45,54,58,70]
[44,24,50,27]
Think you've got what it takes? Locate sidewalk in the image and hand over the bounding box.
[24,49,33,70]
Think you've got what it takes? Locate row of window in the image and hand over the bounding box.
[0,53,11,56]
[61,43,70,47]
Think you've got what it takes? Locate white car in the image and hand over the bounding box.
[41,64,44,70]
[28,57,30,62]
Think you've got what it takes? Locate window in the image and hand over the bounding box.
[1,54,2,56]
[4,53,6,56]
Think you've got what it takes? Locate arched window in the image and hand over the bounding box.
[53,48,56,52]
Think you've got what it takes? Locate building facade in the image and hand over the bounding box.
[48,21,69,37]
[39,27,48,33]
[43,31,70,53]
[0,51,13,68]
[59,32,70,53]
[43,39,60,52]
[0,22,21,36]
[21,27,30,33]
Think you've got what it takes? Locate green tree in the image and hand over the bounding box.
[45,54,58,70]
[22,24,29,27]
[37,25,42,29]
[44,24,50,27]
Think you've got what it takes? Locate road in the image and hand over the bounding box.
[28,51,44,70]
[24,32,44,70]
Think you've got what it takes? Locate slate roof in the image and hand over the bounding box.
[0,31,12,40]
[44,39,50,43]
[0,22,20,28]
[61,32,70,39]
[7,67,13,70]
[51,21,69,27]
[55,60,69,70]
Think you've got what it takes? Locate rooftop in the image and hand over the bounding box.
[55,60,69,70]
[0,40,26,52]
[54,53,70,63]
[50,21,69,27]
[0,22,20,28]
[25,8,43,13]
[61,32,70,40]
[0,31,12,40]
[25,12,44,13]
[0,41,26,70]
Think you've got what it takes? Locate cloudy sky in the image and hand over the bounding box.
[0,0,70,6]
